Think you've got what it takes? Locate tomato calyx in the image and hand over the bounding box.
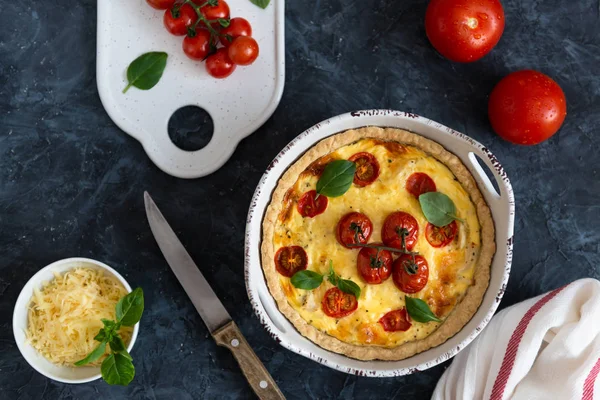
[174,0,231,55]
[403,258,419,275]
[348,223,418,257]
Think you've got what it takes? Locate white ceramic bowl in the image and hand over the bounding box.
[245,110,515,377]
[13,257,140,384]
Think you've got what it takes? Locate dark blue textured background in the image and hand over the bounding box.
[1,0,599,398]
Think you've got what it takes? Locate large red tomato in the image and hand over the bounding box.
[425,0,505,62]
[488,70,567,145]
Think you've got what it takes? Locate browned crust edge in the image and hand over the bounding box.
[260,127,495,361]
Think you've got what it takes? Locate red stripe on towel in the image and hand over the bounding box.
[490,286,566,400]
[583,357,600,400]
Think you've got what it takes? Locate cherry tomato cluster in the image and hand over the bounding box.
[147,0,259,79]
[424,0,567,145]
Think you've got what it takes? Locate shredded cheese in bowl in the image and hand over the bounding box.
[26,267,133,366]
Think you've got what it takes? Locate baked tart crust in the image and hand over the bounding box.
[260,127,495,361]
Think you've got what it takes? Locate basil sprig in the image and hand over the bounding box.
[418,192,464,227]
[75,288,144,386]
[405,296,441,323]
[123,52,168,94]
[316,160,356,198]
[291,261,361,299]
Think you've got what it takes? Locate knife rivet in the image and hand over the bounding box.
[260,380,268,389]
[231,339,240,347]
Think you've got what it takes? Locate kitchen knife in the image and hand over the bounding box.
[144,192,285,400]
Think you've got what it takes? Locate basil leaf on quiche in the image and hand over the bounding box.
[418,192,464,227]
[316,160,356,198]
[405,296,442,323]
[291,270,323,290]
[336,278,361,299]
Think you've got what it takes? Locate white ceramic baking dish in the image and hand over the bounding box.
[244,110,515,377]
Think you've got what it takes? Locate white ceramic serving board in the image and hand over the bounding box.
[97,0,285,178]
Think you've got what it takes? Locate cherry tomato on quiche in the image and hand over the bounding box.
[336,212,373,249]
[488,70,567,145]
[205,48,236,79]
[182,29,212,61]
[147,0,175,10]
[425,0,505,63]
[297,190,328,218]
[426,221,458,248]
[349,152,380,187]
[406,172,436,198]
[378,308,412,332]
[382,212,419,251]
[393,254,429,294]
[322,287,358,318]
[220,17,252,47]
[274,246,308,277]
[164,4,197,36]
[228,36,259,66]
[357,246,392,284]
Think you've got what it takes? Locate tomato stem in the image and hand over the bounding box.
[181,0,226,39]
[348,242,418,256]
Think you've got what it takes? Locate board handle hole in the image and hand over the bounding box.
[168,106,214,151]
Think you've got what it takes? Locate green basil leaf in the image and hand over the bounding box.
[249,0,270,9]
[327,260,338,285]
[74,341,107,366]
[405,296,442,323]
[116,288,144,326]
[93,328,106,342]
[336,279,361,299]
[316,160,356,198]
[290,270,323,290]
[101,353,135,386]
[109,335,127,353]
[418,192,463,227]
[118,349,133,361]
[123,52,168,93]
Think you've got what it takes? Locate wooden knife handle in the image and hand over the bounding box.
[213,321,285,400]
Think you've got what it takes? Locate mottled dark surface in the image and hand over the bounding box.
[1,0,599,398]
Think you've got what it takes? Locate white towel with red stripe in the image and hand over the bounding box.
[432,278,600,400]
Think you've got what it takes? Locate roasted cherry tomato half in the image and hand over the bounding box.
[378,308,412,332]
[274,246,308,277]
[147,0,176,10]
[425,221,458,248]
[382,211,419,251]
[425,0,505,62]
[406,172,436,198]
[182,29,212,60]
[200,0,230,26]
[297,190,328,218]
[349,152,380,187]
[357,245,392,284]
[220,17,252,47]
[321,287,358,318]
[393,254,429,293]
[336,212,373,249]
[488,70,567,145]
[228,36,259,66]
[163,4,197,36]
[205,47,236,79]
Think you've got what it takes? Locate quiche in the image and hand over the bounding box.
[261,127,495,361]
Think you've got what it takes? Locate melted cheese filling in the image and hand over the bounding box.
[273,138,481,347]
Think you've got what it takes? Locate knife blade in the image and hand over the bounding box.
[144,192,285,400]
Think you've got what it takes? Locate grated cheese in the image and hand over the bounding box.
[26,267,133,366]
